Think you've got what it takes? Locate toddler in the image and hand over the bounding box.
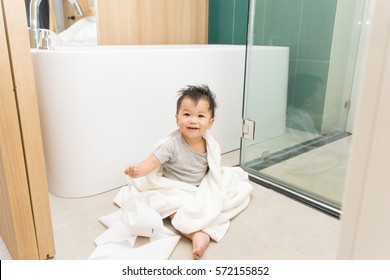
[124,84,217,259]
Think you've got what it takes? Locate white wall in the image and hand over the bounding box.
[323,0,366,134]
[337,0,390,259]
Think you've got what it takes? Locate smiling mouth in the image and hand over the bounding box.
[187,127,199,130]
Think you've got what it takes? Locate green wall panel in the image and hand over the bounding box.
[208,0,249,44]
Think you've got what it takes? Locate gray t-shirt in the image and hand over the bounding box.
[153,133,208,186]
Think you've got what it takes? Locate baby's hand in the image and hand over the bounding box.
[124,165,141,178]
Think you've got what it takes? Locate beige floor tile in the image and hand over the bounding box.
[0,152,340,260]
[49,187,121,229]
[0,235,12,260]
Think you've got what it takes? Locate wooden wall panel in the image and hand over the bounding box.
[97,0,208,45]
[62,0,92,29]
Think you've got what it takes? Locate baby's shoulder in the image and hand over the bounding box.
[156,133,179,152]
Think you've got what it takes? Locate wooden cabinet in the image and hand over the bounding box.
[0,0,55,259]
[96,0,208,45]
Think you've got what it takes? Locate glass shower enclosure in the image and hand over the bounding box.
[240,0,367,217]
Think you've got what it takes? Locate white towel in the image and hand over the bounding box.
[89,129,252,259]
[123,129,253,241]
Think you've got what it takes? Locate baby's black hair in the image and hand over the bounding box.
[176,84,217,118]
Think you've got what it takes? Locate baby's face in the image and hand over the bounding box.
[176,97,214,141]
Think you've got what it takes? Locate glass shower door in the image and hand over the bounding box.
[240,0,366,216]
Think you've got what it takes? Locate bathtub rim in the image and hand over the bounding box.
[30,44,288,53]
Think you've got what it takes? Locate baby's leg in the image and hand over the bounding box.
[169,213,210,259]
[189,231,210,260]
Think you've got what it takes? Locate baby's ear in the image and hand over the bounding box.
[208,118,215,128]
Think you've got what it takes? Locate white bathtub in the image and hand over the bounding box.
[31,45,246,197]
[32,44,289,198]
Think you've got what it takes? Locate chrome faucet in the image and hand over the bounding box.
[29,0,84,49]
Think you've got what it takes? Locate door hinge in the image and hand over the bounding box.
[242,119,255,140]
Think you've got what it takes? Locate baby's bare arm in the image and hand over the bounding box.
[124,154,161,178]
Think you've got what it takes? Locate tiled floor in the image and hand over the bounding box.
[261,136,350,207]
[0,150,340,260]
[242,129,351,207]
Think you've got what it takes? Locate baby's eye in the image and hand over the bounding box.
[199,114,205,118]
[184,113,190,117]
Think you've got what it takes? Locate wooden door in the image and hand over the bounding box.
[0,0,55,260]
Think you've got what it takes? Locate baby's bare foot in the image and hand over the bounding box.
[190,231,210,260]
